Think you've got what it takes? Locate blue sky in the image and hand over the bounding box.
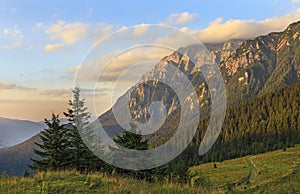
[0,0,298,27]
[0,0,300,120]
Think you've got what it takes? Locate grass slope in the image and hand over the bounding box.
[189,145,300,193]
[0,145,299,193]
[0,171,211,194]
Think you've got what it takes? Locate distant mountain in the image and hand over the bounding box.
[0,133,41,176]
[0,117,45,148]
[0,117,73,176]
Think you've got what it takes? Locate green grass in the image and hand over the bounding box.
[0,170,212,194]
[189,145,300,193]
[1,145,299,193]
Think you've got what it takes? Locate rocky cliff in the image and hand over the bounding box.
[98,21,300,139]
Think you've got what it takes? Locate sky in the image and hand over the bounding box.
[0,0,300,121]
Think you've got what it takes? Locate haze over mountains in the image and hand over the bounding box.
[0,21,300,175]
[0,117,45,148]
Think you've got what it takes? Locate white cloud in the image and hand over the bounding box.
[61,9,300,84]
[36,87,72,97]
[46,20,89,44]
[153,28,199,49]
[64,50,120,82]
[1,25,23,49]
[44,21,116,50]
[65,46,171,83]
[68,65,81,73]
[0,83,82,99]
[0,82,35,91]
[292,0,300,3]
[163,12,199,26]
[91,23,115,45]
[189,8,300,43]
[44,43,64,52]
[90,24,137,46]
[133,23,150,37]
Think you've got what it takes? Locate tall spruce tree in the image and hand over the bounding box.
[30,114,70,171]
[64,86,102,172]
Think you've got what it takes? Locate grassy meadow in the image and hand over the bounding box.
[1,145,299,193]
[189,144,300,193]
[0,170,211,194]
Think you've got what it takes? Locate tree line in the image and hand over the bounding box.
[192,82,300,164]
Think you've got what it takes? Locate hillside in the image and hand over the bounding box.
[0,133,41,176]
[189,144,300,193]
[0,145,299,193]
[194,82,300,164]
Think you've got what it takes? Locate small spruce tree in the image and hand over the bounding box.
[113,123,150,179]
[114,123,148,150]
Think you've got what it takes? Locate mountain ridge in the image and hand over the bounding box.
[0,132,41,175]
[0,117,45,148]
[98,21,300,137]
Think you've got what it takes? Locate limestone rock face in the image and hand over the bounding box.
[99,21,300,136]
[208,39,244,65]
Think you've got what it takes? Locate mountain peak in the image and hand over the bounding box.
[97,20,300,143]
[287,20,300,30]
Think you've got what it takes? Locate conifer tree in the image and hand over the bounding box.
[63,86,102,172]
[30,114,70,171]
[114,123,148,150]
[112,123,150,179]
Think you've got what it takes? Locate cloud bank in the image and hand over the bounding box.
[46,20,89,44]
[191,9,300,43]
[0,82,35,91]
